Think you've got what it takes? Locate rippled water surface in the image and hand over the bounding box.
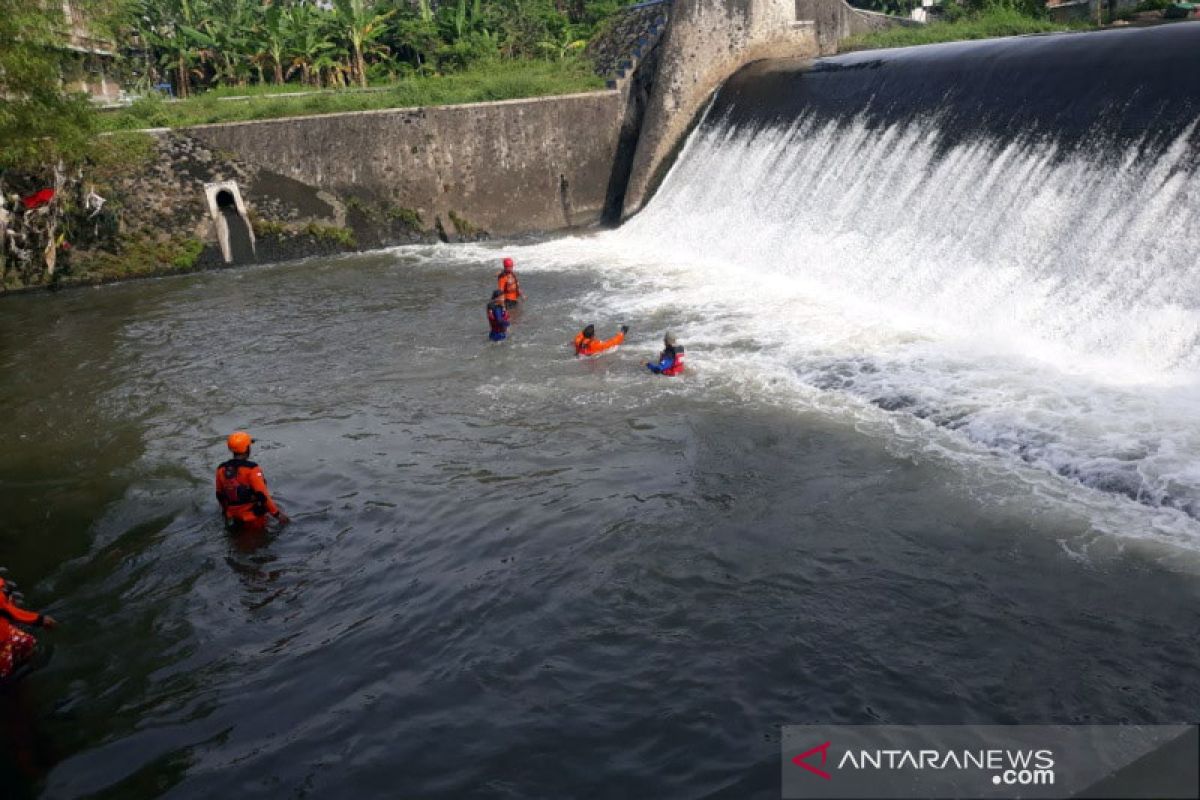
[2,247,1200,798]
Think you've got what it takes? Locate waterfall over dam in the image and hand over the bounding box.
[574,24,1200,541]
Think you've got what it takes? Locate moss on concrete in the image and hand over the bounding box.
[386,206,424,229]
[63,234,211,285]
[303,222,357,248]
[448,210,479,237]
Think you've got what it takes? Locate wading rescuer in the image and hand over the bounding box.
[574,324,627,357]
[497,257,524,308]
[0,576,56,681]
[647,332,685,376]
[216,431,290,532]
[487,290,510,341]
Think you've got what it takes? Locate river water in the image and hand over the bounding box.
[6,24,1200,799]
[2,243,1199,798]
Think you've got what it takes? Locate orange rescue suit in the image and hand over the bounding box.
[0,590,44,679]
[497,271,521,304]
[0,592,44,639]
[574,330,625,356]
[215,458,280,530]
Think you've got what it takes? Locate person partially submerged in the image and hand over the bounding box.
[497,257,524,309]
[574,324,627,357]
[216,431,290,532]
[487,290,510,341]
[647,332,685,376]
[0,576,56,681]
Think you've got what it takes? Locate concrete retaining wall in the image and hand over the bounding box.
[187,90,627,238]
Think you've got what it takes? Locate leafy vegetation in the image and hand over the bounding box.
[303,222,357,247]
[386,206,424,228]
[121,0,616,99]
[841,1,1081,52]
[0,0,102,170]
[447,209,479,236]
[86,132,158,180]
[97,58,603,129]
[249,214,359,248]
[61,234,209,285]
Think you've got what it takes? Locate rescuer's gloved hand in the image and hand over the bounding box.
[620,325,629,334]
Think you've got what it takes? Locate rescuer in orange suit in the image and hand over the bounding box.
[0,576,56,681]
[574,323,628,356]
[497,257,524,308]
[216,431,290,532]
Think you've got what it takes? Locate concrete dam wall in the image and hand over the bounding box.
[622,0,909,216]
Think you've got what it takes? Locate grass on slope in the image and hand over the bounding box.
[840,5,1085,52]
[98,59,606,131]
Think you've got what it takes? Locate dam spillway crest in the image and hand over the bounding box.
[609,24,1200,529]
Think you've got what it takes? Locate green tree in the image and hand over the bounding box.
[388,13,441,72]
[331,0,394,88]
[131,0,213,98]
[114,0,637,96]
[202,0,258,87]
[538,24,587,61]
[0,0,96,170]
[285,3,334,86]
[259,1,289,85]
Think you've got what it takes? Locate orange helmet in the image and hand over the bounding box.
[227,431,254,453]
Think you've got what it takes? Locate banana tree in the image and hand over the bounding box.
[203,0,255,87]
[331,0,394,88]
[259,2,288,85]
[285,3,334,87]
[452,0,484,40]
[537,26,587,61]
[135,0,210,98]
[313,52,353,89]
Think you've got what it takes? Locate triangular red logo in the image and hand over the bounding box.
[792,741,832,780]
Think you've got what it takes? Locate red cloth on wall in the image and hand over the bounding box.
[20,189,55,211]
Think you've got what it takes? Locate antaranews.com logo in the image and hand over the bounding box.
[792,740,1055,786]
[781,725,1198,799]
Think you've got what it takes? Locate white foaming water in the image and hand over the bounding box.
[436,110,1200,552]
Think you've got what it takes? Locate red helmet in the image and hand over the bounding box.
[502,257,514,272]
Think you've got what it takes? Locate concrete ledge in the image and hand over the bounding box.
[173,90,619,132]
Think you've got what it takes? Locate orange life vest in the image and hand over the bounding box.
[498,271,520,303]
[215,459,279,526]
